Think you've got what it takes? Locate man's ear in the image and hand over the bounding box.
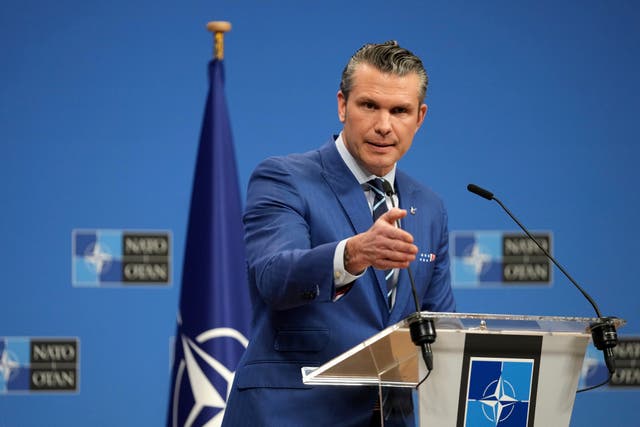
[416,103,428,130]
[337,91,346,123]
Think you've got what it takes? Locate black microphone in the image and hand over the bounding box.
[381,179,436,372]
[466,183,619,375]
[467,183,494,201]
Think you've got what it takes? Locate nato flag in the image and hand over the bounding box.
[167,58,251,427]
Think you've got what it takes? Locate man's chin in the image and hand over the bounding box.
[361,159,394,177]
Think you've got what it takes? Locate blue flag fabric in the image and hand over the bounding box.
[167,59,251,427]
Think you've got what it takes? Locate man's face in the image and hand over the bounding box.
[338,64,427,177]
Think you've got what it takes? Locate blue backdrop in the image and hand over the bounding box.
[1,0,638,425]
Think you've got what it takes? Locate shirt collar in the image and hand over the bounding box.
[334,132,396,188]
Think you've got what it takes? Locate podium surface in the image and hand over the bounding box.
[302,312,625,426]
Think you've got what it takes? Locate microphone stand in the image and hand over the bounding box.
[467,184,619,378]
[381,180,436,375]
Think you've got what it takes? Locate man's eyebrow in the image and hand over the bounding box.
[388,102,416,112]
[355,96,378,104]
[354,96,416,110]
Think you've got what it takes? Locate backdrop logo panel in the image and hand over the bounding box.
[72,229,171,287]
[610,337,640,388]
[580,336,640,389]
[451,231,552,288]
[0,337,79,394]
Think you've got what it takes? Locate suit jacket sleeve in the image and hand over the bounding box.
[243,156,338,311]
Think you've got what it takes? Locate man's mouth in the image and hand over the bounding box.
[367,140,394,148]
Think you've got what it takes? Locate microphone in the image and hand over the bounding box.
[381,179,436,372]
[467,183,494,201]
[466,183,619,375]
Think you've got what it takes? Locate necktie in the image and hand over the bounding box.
[366,180,412,421]
[366,179,396,297]
[368,178,389,222]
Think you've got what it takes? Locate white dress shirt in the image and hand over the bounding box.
[332,133,399,303]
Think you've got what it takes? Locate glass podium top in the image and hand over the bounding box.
[301,311,625,387]
[409,311,624,334]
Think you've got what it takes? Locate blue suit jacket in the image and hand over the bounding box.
[222,139,455,426]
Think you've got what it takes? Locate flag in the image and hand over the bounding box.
[167,58,251,427]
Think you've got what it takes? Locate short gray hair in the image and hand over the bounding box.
[340,40,429,103]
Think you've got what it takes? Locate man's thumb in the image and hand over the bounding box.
[382,207,407,222]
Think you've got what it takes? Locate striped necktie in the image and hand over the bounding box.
[366,178,396,297]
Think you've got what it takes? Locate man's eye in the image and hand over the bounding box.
[363,102,376,109]
[392,107,408,114]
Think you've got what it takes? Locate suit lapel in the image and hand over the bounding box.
[318,141,371,234]
[318,140,390,300]
[389,173,419,321]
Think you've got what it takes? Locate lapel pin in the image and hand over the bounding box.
[410,207,417,215]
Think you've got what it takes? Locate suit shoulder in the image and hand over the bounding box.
[251,139,339,181]
[252,147,323,177]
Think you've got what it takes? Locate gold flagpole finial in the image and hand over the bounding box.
[206,21,232,60]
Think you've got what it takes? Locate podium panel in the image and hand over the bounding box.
[302,312,625,427]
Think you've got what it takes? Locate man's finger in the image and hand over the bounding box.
[380,207,407,223]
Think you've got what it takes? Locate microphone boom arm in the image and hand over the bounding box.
[492,196,602,318]
[467,183,619,376]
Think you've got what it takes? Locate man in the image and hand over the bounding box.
[222,41,455,426]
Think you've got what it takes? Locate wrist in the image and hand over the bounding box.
[344,239,365,275]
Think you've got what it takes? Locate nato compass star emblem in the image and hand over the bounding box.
[83,242,113,274]
[463,243,492,276]
[171,313,248,427]
[451,232,505,287]
[478,376,518,424]
[0,349,20,383]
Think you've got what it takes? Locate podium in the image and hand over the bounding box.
[302,312,625,426]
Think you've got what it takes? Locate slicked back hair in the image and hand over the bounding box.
[340,40,428,104]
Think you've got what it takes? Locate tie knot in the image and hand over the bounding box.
[367,178,388,196]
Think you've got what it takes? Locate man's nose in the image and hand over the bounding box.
[374,111,392,136]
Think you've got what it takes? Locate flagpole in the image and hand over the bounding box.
[206,21,232,60]
[166,18,250,427]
